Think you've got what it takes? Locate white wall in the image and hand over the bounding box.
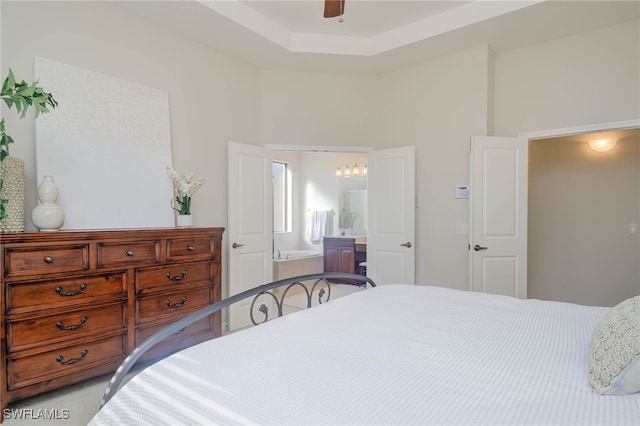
[373,45,493,289]
[263,46,492,290]
[493,20,640,135]
[3,1,639,295]
[260,22,640,291]
[1,1,260,231]
[259,70,378,148]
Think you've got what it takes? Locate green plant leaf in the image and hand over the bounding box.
[1,69,15,95]
[2,133,15,146]
[0,178,6,220]
[34,102,48,116]
[2,96,15,109]
[1,135,14,158]
[16,81,36,97]
[0,68,58,157]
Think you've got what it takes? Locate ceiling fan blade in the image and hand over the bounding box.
[324,0,345,18]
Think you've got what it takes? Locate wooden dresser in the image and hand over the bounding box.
[0,227,224,418]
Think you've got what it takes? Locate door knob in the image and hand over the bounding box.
[232,242,244,249]
[400,242,412,248]
[473,244,488,251]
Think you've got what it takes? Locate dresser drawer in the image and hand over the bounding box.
[136,316,213,347]
[136,287,210,324]
[7,302,127,352]
[7,334,127,390]
[166,236,216,262]
[6,273,126,315]
[135,261,213,294]
[3,244,89,278]
[136,316,217,361]
[97,240,160,268]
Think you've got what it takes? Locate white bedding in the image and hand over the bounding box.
[90,285,640,425]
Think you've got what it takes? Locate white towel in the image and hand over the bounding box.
[305,210,332,243]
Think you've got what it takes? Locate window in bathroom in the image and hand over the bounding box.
[272,161,291,232]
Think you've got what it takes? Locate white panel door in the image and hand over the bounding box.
[469,136,528,298]
[367,146,416,285]
[228,141,273,331]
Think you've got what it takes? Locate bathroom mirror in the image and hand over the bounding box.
[339,176,367,234]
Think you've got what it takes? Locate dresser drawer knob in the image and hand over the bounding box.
[44,256,54,264]
[187,245,195,251]
[126,250,134,257]
[166,296,188,308]
[56,316,88,331]
[166,270,188,281]
[55,283,88,297]
[56,349,89,365]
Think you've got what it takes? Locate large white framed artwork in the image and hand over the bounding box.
[35,57,174,230]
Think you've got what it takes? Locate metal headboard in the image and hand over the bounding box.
[99,272,376,408]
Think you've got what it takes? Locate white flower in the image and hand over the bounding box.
[167,166,205,215]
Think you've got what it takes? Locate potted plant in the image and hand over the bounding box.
[166,166,205,227]
[0,68,58,232]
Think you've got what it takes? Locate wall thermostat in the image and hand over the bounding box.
[456,185,469,199]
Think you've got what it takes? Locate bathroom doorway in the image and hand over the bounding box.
[270,150,368,256]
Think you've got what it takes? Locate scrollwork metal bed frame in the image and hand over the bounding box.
[99,272,376,409]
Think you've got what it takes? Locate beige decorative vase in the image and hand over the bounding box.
[31,176,65,232]
[0,156,26,233]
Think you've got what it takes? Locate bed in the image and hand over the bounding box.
[90,273,639,425]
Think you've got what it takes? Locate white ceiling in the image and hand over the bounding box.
[117,1,639,73]
[243,0,473,37]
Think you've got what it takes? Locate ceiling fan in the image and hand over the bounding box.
[324,0,345,18]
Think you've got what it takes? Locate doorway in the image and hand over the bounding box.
[470,119,640,306]
[270,150,368,255]
[228,142,416,326]
[528,128,640,306]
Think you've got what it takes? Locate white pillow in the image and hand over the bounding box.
[589,295,640,395]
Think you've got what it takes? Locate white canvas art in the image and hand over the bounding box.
[35,57,174,230]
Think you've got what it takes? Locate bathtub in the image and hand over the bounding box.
[273,250,323,281]
[275,249,321,260]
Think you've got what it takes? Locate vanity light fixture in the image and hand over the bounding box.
[335,163,367,177]
[588,138,617,152]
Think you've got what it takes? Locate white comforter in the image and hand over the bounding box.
[90,285,640,425]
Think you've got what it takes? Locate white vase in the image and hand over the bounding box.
[176,214,193,227]
[31,176,65,232]
[0,156,26,233]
